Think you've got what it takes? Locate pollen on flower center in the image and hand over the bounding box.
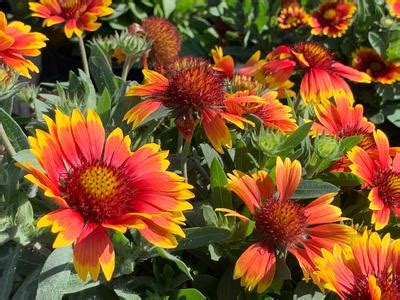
[374,169,400,209]
[255,199,307,248]
[62,161,135,222]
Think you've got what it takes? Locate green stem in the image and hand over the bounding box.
[180,136,192,183]
[0,124,16,157]
[77,36,90,76]
[121,55,134,81]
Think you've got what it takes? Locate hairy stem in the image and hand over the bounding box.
[77,36,90,76]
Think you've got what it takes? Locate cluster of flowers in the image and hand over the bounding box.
[0,0,400,298]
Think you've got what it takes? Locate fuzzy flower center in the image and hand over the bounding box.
[62,161,135,223]
[255,199,307,248]
[323,8,337,20]
[374,169,400,211]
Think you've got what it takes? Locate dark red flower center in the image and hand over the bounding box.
[374,169,400,211]
[61,160,135,223]
[255,199,307,248]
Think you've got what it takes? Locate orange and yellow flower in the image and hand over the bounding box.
[277,0,309,30]
[124,57,260,153]
[18,109,193,281]
[386,0,400,17]
[313,97,375,171]
[352,48,400,84]
[315,230,400,300]
[261,42,371,106]
[29,0,113,38]
[219,157,353,293]
[349,130,400,230]
[225,90,298,132]
[309,0,356,38]
[0,11,47,78]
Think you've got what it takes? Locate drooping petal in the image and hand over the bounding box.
[73,223,115,281]
[201,109,231,154]
[234,242,276,293]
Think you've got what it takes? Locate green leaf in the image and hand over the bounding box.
[200,143,223,169]
[293,281,325,300]
[368,32,386,55]
[279,122,313,152]
[255,0,268,33]
[0,244,21,300]
[172,288,206,300]
[162,0,176,17]
[318,172,363,187]
[13,149,41,170]
[0,108,29,152]
[113,288,141,300]
[11,267,41,300]
[210,158,232,209]
[387,29,400,60]
[36,246,98,299]
[340,135,362,151]
[89,44,120,96]
[174,227,231,251]
[291,179,339,199]
[155,248,193,280]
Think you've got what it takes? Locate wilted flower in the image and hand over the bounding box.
[262,42,371,106]
[309,0,356,38]
[315,230,400,299]
[140,17,181,72]
[219,157,354,292]
[19,109,193,281]
[0,11,47,78]
[29,0,113,38]
[352,48,400,84]
[277,0,309,30]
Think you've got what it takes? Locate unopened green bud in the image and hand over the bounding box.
[91,35,117,55]
[258,128,286,154]
[115,30,151,57]
[314,135,341,160]
[381,16,394,28]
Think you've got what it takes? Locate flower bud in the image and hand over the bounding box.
[257,128,286,155]
[314,135,341,160]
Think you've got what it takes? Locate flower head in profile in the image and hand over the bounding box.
[277,0,309,30]
[219,157,353,293]
[349,130,400,230]
[386,0,400,18]
[261,42,371,106]
[313,97,375,171]
[0,11,47,78]
[124,57,259,153]
[29,0,113,38]
[309,0,356,38]
[315,230,400,300]
[19,109,193,281]
[141,17,181,72]
[352,48,400,84]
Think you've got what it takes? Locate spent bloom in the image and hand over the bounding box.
[315,230,400,300]
[0,11,47,78]
[219,157,353,292]
[29,0,113,38]
[277,0,309,30]
[309,0,356,38]
[19,109,193,281]
[352,48,400,84]
[124,57,260,153]
[349,130,400,230]
[262,42,371,106]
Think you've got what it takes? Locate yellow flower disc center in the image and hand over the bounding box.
[79,166,118,200]
[323,8,337,20]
